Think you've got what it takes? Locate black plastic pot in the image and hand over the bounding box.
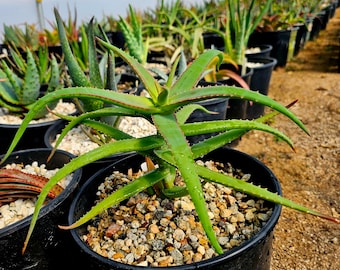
[310,14,324,41]
[218,64,253,121]
[248,29,291,67]
[44,120,132,183]
[187,97,229,144]
[287,27,298,62]
[0,118,63,154]
[68,147,282,270]
[246,44,273,59]
[293,23,307,56]
[218,65,253,147]
[246,57,277,119]
[320,5,332,29]
[203,32,225,51]
[0,148,82,270]
[105,31,125,49]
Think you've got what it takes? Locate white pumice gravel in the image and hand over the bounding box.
[0,162,73,229]
[51,117,157,156]
[0,100,76,124]
[245,47,262,54]
[82,160,273,267]
[246,61,265,68]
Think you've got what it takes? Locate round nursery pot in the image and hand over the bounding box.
[293,23,308,56]
[246,44,273,59]
[248,29,291,67]
[44,120,132,183]
[218,65,253,147]
[246,57,277,119]
[218,65,253,121]
[0,148,82,270]
[203,32,225,51]
[68,147,282,270]
[0,118,63,154]
[186,81,229,144]
[287,27,298,62]
[187,98,228,144]
[310,14,324,41]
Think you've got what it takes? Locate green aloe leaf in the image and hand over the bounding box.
[48,107,137,159]
[0,61,22,103]
[21,135,164,253]
[59,167,170,230]
[182,119,294,148]
[152,113,223,254]
[170,50,223,96]
[169,85,309,135]
[19,49,40,105]
[176,103,215,124]
[0,87,161,161]
[196,165,339,224]
[87,18,103,89]
[97,39,162,103]
[54,8,90,88]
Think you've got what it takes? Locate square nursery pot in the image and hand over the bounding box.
[0,148,82,270]
[67,147,282,270]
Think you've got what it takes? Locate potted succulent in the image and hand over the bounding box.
[2,7,339,267]
[0,45,75,153]
[0,148,83,269]
[204,0,273,69]
[248,0,308,67]
[203,0,273,128]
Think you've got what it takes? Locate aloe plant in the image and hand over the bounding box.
[204,0,272,70]
[2,16,339,254]
[55,9,117,113]
[143,0,216,61]
[118,4,172,65]
[0,47,61,119]
[3,24,41,52]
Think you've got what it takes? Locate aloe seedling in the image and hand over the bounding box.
[2,31,339,255]
[0,47,60,119]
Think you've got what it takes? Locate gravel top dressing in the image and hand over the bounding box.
[52,116,157,156]
[0,162,73,229]
[0,100,76,124]
[82,159,273,267]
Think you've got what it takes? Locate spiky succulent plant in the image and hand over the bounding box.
[2,9,339,256]
[0,47,60,119]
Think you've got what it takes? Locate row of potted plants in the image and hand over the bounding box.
[0,1,339,269]
[1,1,338,65]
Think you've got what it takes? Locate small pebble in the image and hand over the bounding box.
[82,160,273,267]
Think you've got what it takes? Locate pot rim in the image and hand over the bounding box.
[0,148,82,236]
[68,148,282,269]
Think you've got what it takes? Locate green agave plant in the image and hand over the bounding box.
[0,47,60,119]
[2,14,339,254]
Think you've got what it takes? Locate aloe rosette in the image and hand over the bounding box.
[1,26,339,255]
[0,48,60,119]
